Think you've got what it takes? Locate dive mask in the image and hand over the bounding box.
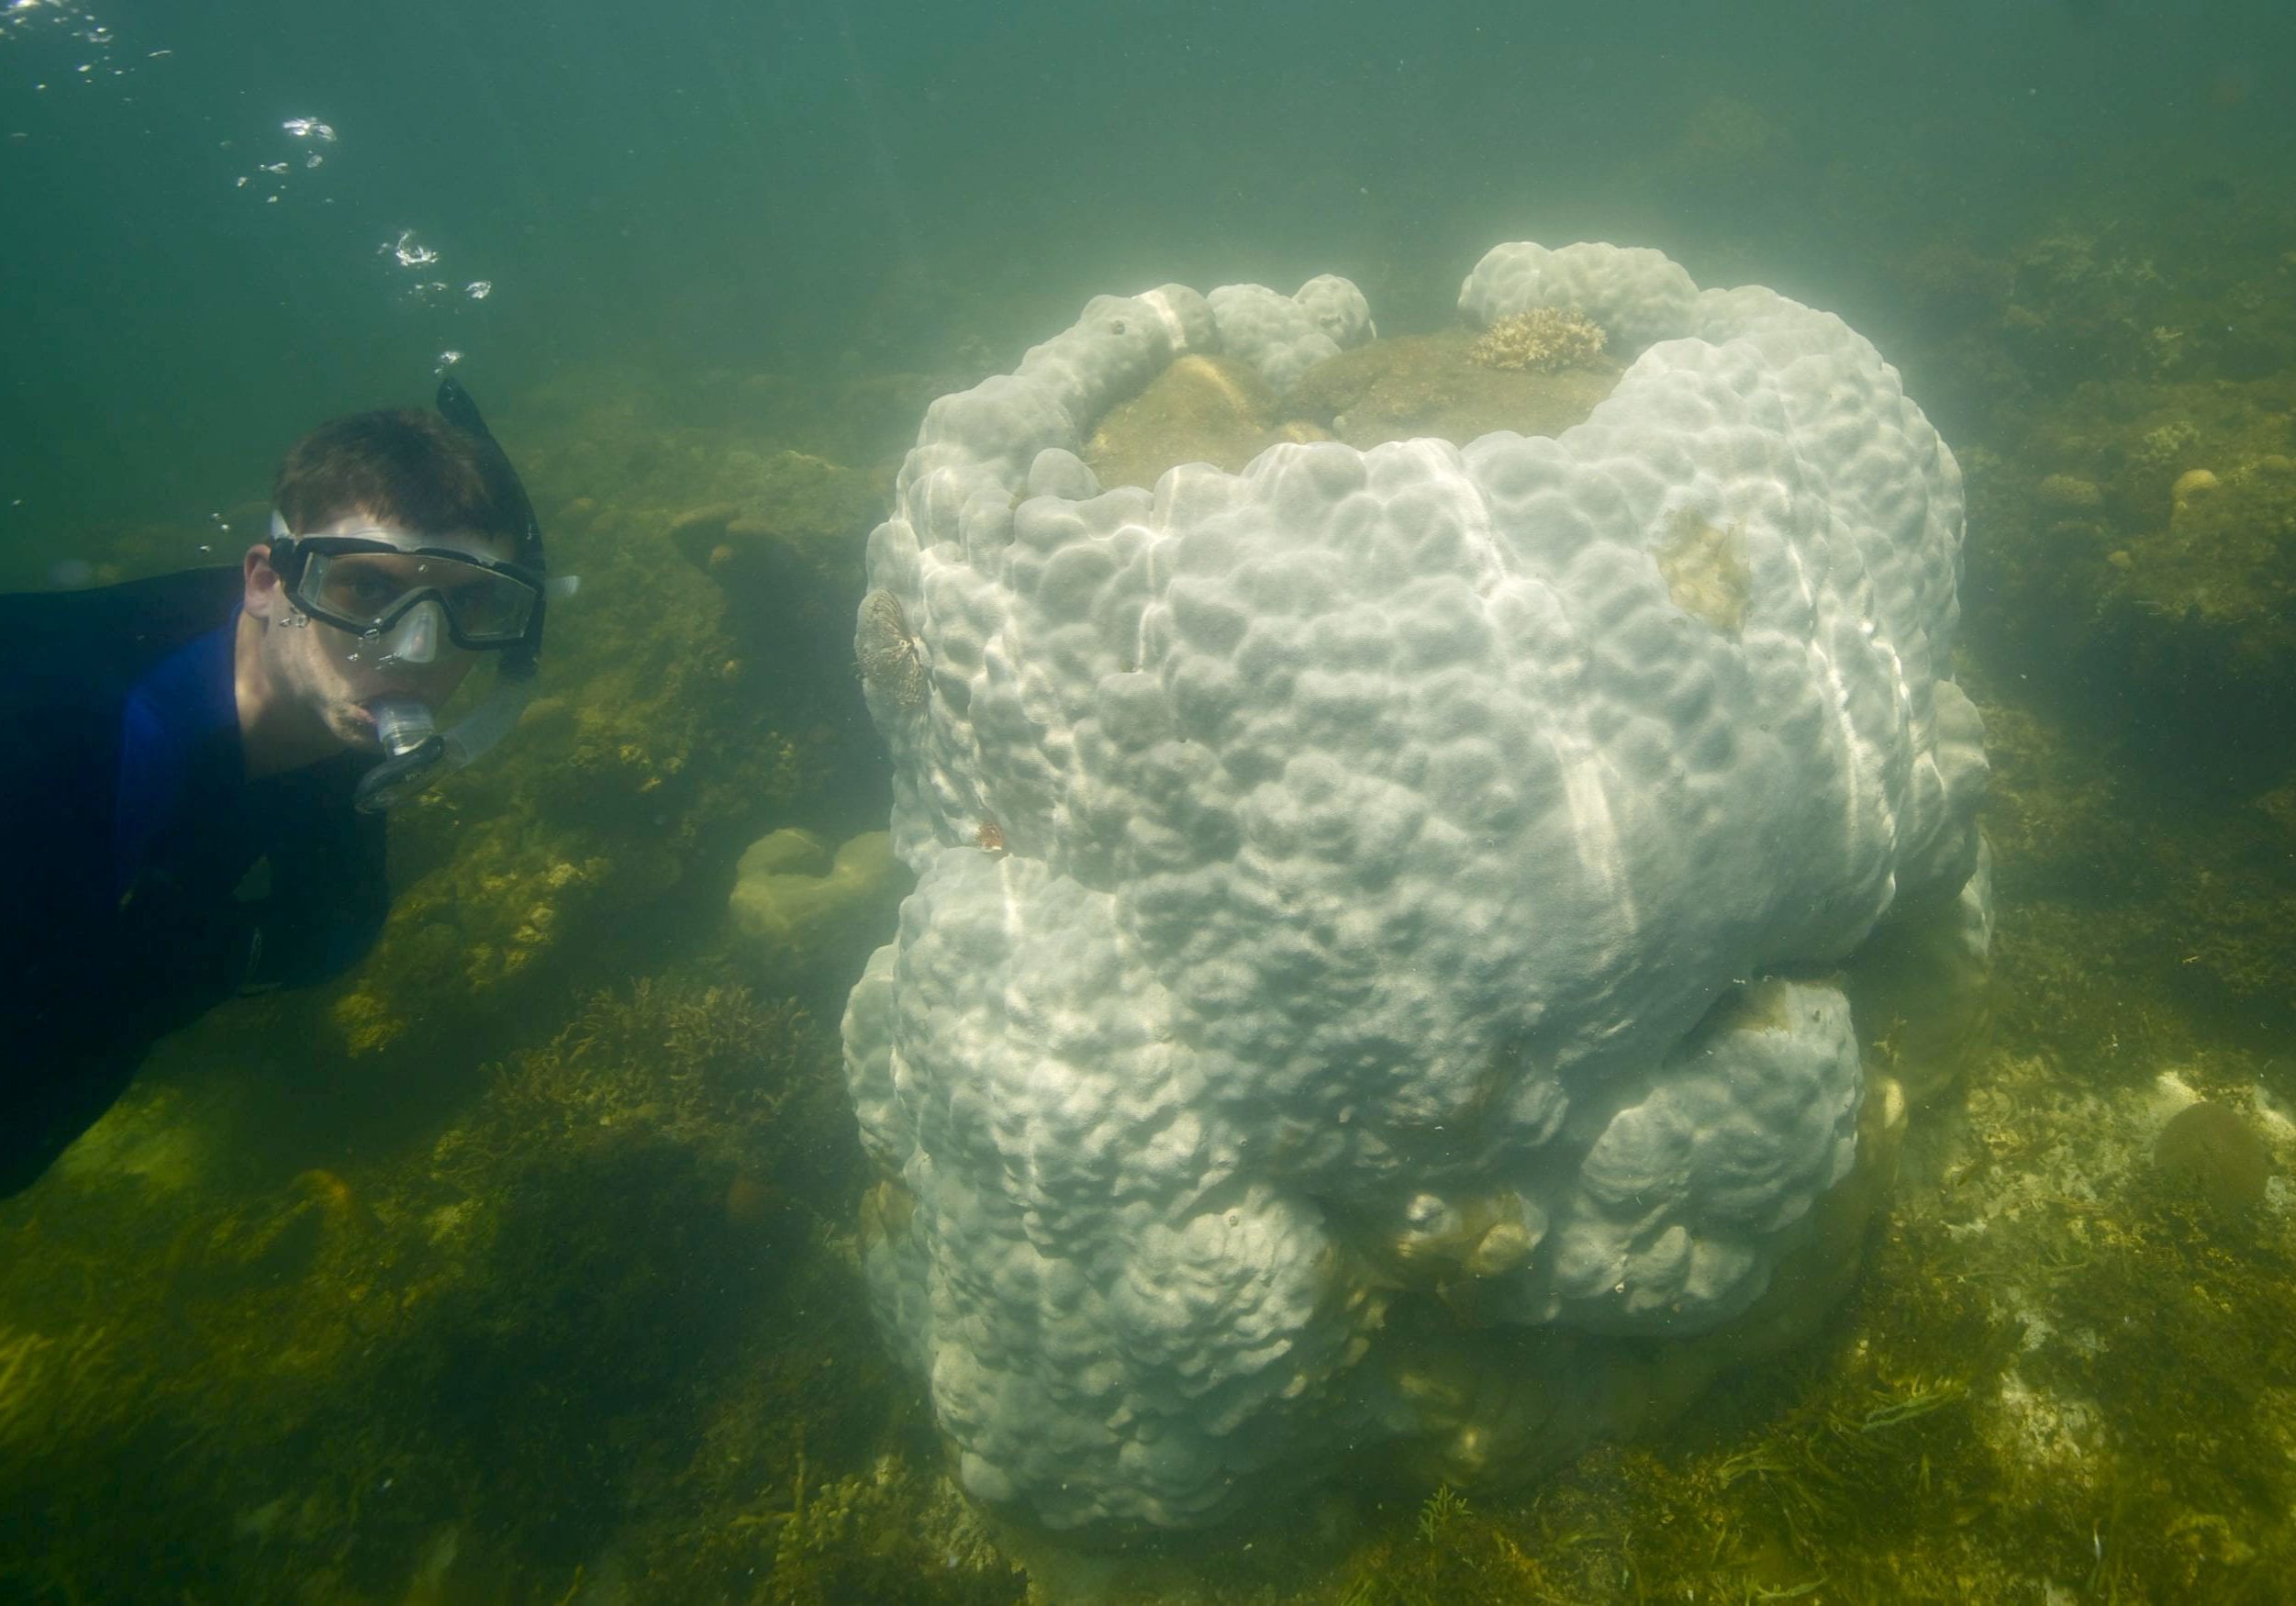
[264,516,544,652]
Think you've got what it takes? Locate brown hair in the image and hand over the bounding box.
[272,409,526,545]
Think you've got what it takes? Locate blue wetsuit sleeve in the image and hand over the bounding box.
[0,669,161,1197]
[242,797,390,991]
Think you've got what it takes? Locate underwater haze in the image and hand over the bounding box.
[4,0,2289,544]
[6,0,2296,1600]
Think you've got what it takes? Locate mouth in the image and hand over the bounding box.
[351,696,417,730]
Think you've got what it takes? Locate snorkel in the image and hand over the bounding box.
[264,374,569,811]
[360,683,535,811]
[353,374,568,811]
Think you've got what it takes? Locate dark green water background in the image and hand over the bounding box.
[4,0,2288,557]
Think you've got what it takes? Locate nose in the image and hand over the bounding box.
[375,598,444,669]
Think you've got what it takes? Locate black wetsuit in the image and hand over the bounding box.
[0,567,386,1198]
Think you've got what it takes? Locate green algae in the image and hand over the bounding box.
[0,965,947,1603]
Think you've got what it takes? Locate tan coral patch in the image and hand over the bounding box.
[1655,507,1752,637]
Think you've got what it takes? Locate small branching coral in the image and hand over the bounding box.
[1468,307,1609,373]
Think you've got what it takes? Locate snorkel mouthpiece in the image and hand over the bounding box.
[352,674,537,814]
[372,697,439,757]
[357,697,448,813]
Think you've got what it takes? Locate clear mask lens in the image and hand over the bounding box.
[375,598,442,667]
[297,547,537,646]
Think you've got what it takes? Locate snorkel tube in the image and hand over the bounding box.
[359,684,538,811]
[354,376,568,813]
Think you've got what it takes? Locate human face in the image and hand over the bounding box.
[244,514,515,752]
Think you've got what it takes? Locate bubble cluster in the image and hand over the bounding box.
[10,0,507,369]
[4,0,173,98]
[228,115,338,203]
[376,229,500,317]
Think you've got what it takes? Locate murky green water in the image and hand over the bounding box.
[5,2,2296,1600]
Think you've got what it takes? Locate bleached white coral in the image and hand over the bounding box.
[1459,239,1699,354]
[1208,274,1376,392]
[843,240,1987,1530]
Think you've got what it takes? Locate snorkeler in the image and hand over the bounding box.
[0,379,568,1198]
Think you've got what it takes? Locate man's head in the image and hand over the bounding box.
[239,408,538,764]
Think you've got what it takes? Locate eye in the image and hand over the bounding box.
[451,581,510,619]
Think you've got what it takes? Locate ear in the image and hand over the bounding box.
[242,543,285,619]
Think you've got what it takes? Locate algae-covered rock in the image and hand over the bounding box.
[1969,372,2296,783]
[1078,330,1625,493]
[2096,449,2296,742]
[1084,353,1292,490]
[1287,329,1622,450]
[2154,1099,2275,1215]
[662,448,887,694]
[729,829,905,992]
[665,447,885,599]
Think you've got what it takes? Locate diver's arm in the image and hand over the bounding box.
[0,686,154,1198]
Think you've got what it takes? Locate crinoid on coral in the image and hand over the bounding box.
[855,588,928,716]
[1466,305,1610,372]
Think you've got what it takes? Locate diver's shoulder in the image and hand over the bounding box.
[0,565,241,683]
[0,563,242,628]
